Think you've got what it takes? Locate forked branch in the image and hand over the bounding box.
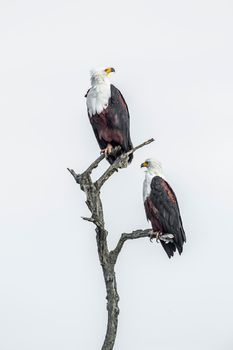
[67,138,154,190]
[68,138,154,350]
[96,138,154,189]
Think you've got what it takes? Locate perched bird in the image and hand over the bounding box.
[141,159,186,258]
[85,67,133,165]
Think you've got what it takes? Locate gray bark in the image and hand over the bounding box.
[68,138,154,350]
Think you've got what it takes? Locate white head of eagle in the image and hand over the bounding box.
[141,159,165,177]
[87,67,115,116]
[90,67,115,86]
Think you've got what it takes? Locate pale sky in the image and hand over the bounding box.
[1,0,233,349]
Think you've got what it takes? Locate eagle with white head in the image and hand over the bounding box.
[141,159,186,258]
[85,67,133,164]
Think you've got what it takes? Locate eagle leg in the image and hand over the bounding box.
[100,144,113,156]
[150,231,161,243]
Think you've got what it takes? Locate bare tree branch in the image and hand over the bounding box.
[96,138,154,189]
[67,167,80,183]
[81,216,95,223]
[83,153,105,175]
[127,137,155,155]
[109,229,152,264]
[68,138,154,350]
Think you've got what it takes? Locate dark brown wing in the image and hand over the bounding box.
[149,176,186,258]
[109,85,133,153]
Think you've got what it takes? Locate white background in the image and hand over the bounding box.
[1,0,233,349]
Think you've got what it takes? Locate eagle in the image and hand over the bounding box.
[141,159,186,258]
[85,67,133,165]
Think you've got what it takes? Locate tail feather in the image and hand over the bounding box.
[161,240,184,258]
[161,241,176,258]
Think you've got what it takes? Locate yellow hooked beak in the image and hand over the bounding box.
[141,161,149,168]
[104,67,115,74]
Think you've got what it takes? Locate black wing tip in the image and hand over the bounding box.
[161,242,176,258]
[161,241,186,259]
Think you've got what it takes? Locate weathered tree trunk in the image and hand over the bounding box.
[101,263,119,350]
[95,226,119,350]
[68,138,154,349]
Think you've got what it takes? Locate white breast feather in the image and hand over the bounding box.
[143,173,154,202]
[86,82,111,116]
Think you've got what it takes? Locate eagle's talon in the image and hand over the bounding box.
[155,231,161,243]
[106,144,113,154]
[149,231,161,243]
[101,144,113,156]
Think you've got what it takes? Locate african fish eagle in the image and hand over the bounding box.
[85,67,133,164]
[141,159,186,258]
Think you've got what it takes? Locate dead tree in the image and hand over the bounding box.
[68,138,154,350]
